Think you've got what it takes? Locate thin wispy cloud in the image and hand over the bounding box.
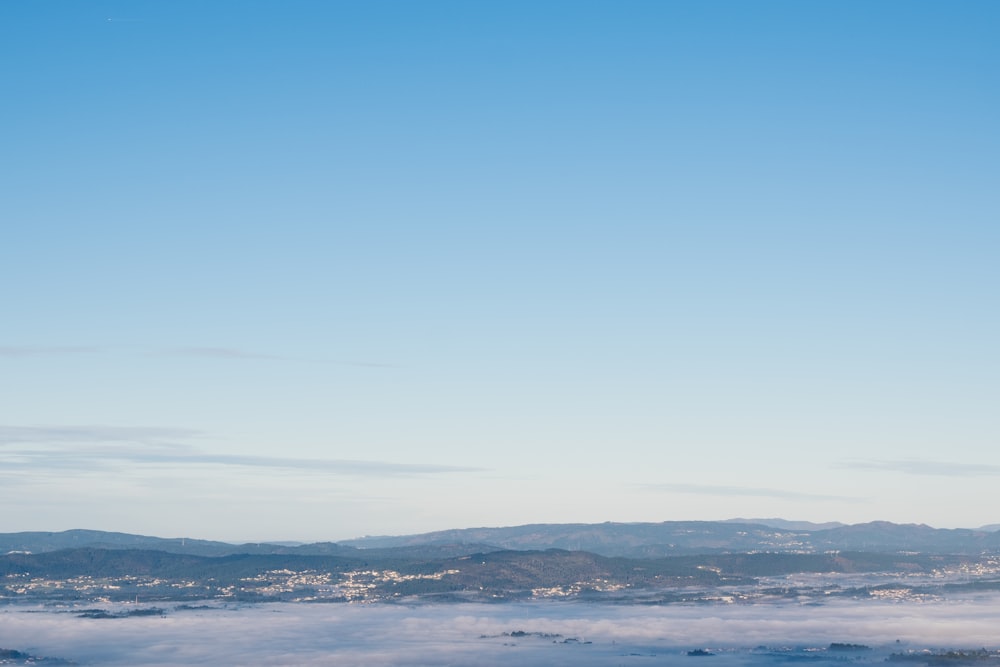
[3,448,481,477]
[0,425,201,446]
[131,452,482,475]
[0,345,100,357]
[159,346,283,360]
[838,458,1000,477]
[642,483,860,503]
[156,347,400,367]
[338,360,400,368]
[0,425,482,477]
[2,344,399,368]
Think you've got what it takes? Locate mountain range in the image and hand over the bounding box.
[339,519,1000,557]
[3,520,1000,558]
[4,520,1000,605]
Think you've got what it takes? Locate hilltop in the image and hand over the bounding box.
[5,520,1000,559]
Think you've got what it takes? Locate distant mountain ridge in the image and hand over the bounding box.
[0,529,349,557]
[0,529,494,560]
[722,518,848,531]
[4,520,1000,558]
[341,520,1000,556]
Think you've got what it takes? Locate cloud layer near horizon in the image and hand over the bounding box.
[4,598,1000,667]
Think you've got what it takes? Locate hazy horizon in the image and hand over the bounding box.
[5,516,1000,547]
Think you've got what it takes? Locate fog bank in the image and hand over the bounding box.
[3,597,1000,666]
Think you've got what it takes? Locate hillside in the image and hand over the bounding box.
[5,521,1000,562]
[342,520,1000,556]
[3,546,991,605]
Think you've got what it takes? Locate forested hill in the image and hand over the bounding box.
[342,520,1000,556]
[0,530,495,559]
[1,546,989,605]
[3,520,1000,559]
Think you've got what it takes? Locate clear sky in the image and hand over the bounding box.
[2,1,998,542]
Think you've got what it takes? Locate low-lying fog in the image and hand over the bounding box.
[4,596,1000,666]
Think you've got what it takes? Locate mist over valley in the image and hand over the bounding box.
[4,520,1000,665]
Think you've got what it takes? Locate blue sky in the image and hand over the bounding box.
[2,1,998,541]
